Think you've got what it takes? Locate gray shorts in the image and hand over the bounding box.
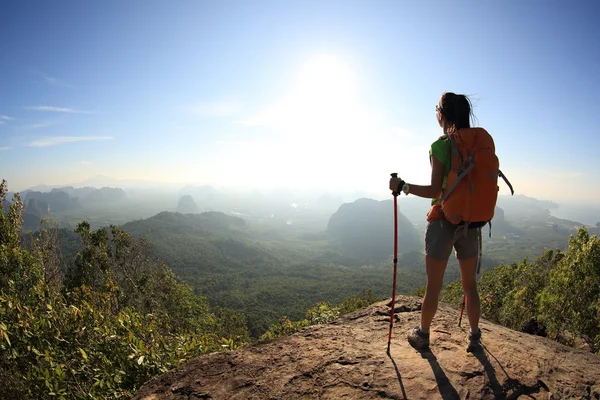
[425,219,480,260]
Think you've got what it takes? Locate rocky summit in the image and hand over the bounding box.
[134,296,600,399]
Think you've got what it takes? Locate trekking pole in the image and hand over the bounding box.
[387,173,400,353]
[458,295,465,327]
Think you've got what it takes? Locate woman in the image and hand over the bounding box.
[389,92,482,352]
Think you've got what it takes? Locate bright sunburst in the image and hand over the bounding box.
[293,54,358,103]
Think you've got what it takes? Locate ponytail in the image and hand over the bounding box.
[438,92,474,132]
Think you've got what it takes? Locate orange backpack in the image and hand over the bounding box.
[429,127,514,227]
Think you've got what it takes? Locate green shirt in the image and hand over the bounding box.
[429,136,451,205]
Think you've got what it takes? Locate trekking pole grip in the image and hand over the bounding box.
[390,173,399,196]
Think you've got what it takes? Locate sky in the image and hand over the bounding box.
[1,0,599,205]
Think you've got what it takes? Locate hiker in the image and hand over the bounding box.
[389,92,485,352]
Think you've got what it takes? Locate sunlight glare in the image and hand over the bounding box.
[224,53,432,193]
[293,54,358,105]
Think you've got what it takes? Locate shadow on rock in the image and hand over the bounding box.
[387,351,408,399]
[420,349,460,400]
[471,345,549,399]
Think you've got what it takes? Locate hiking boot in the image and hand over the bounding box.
[407,327,430,350]
[467,328,482,352]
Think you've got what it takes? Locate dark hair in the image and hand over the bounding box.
[438,92,474,132]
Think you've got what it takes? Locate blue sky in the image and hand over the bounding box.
[1,1,599,205]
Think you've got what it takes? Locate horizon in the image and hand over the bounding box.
[6,173,598,211]
[1,2,599,206]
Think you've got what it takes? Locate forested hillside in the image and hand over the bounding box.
[2,177,600,400]
[120,210,425,336]
[0,180,387,399]
[0,182,250,398]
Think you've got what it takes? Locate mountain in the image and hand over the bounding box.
[327,198,422,264]
[118,211,428,337]
[22,189,82,213]
[120,211,285,335]
[75,186,126,204]
[73,175,185,190]
[133,296,600,400]
[21,198,51,230]
[20,186,127,212]
[497,193,559,210]
[177,195,199,214]
[315,193,344,212]
[31,186,127,205]
[122,211,246,239]
[17,187,127,230]
[179,185,220,199]
[120,212,252,275]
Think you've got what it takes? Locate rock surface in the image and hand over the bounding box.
[134,296,600,399]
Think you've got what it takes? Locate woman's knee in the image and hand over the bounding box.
[461,277,478,292]
[425,281,444,298]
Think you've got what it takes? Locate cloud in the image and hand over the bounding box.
[20,121,56,130]
[80,161,93,165]
[190,100,241,117]
[27,136,113,147]
[0,121,4,125]
[25,106,92,114]
[0,147,11,151]
[1,115,13,121]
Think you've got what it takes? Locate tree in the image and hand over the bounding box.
[539,228,600,350]
[0,180,251,399]
[0,179,42,296]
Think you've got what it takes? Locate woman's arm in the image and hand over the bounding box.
[407,156,445,199]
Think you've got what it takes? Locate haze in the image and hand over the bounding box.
[1,1,599,207]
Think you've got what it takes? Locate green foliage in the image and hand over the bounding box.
[438,279,464,308]
[258,316,309,341]
[0,180,44,297]
[258,290,379,342]
[0,285,215,399]
[441,227,600,354]
[539,228,600,348]
[115,213,427,338]
[305,302,340,325]
[410,285,426,297]
[337,289,377,315]
[0,181,250,399]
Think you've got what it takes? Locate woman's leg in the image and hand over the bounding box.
[421,219,454,331]
[458,255,480,331]
[421,255,449,330]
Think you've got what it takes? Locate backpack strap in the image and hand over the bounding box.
[499,170,514,195]
[449,132,464,166]
[440,136,474,203]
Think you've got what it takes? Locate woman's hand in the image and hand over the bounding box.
[389,176,405,194]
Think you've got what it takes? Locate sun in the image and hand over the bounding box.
[293,54,358,104]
